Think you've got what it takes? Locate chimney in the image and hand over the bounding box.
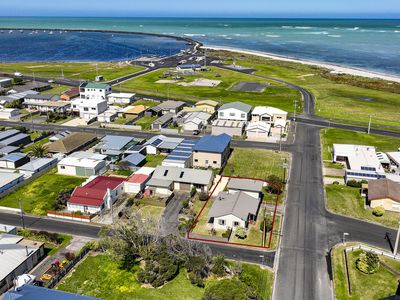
[25,246,29,256]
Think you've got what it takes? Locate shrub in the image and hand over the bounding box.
[199,192,209,201]
[211,255,226,277]
[182,200,189,209]
[203,279,251,300]
[185,255,208,287]
[267,175,282,194]
[64,252,75,261]
[259,217,273,233]
[190,187,197,198]
[235,227,247,239]
[188,271,205,287]
[347,180,362,188]
[372,206,385,217]
[356,251,380,274]
[221,228,232,239]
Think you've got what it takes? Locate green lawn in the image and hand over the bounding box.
[0,169,86,215]
[333,246,400,300]
[44,85,70,95]
[21,138,50,154]
[134,116,157,130]
[223,148,289,181]
[144,155,165,167]
[325,184,400,229]
[220,53,400,127]
[137,205,165,219]
[117,67,300,111]
[321,128,400,160]
[112,117,130,125]
[231,218,264,247]
[0,62,145,82]
[57,254,273,300]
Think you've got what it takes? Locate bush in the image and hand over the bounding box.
[259,217,273,233]
[188,271,205,287]
[53,189,73,210]
[347,180,362,188]
[211,255,226,277]
[203,279,251,300]
[356,251,380,274]
[198,192,209,201]
[221,228,232,239]
[190,187,197,198]
[372,206,385,217]
[64,252,75,261]
[182,200,189,209]
[235,227,247,239]
[267,175,282,194]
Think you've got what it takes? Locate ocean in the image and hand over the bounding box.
[0,17,399,75]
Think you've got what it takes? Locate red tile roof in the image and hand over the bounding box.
[68,176,126,207]
[128,174,149,184]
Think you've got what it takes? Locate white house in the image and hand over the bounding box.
[58,152,107,177]
[107,93,135,104]
[97,106,120,123]
[71,98,108,122]
[227,178,264,199]
[217,101,252,122]
[208,191,261,230]
[251,106,287,124]
[0,108,19,120]
[182,111,211,132]
[79,82,112,100]
[246,122,271,140]
[17,157,57,178]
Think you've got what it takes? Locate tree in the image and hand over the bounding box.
[211,255,227,277]
[203,279,251,300]
[53,188,73,210]
[198,192,209,201]
[235,227,247,239]
[118,160,131,171]
[356,251,380,274]
[30,144,49,158]
[185,255,209,287]
[267,175,282,194]
[259,216,273,233]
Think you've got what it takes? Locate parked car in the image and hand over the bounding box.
[192,129,200,135]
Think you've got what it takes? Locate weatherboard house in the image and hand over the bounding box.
[217,101,252,122]
[192,133,231,169]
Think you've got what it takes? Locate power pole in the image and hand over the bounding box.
[279,126,283,152]
[293,99,297,122]
[19,196,25,229]
[367,115,372,134]
[394,222,400,256]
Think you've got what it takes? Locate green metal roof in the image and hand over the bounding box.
[84,82,110,89]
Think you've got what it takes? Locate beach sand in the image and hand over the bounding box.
[204,45,400,83]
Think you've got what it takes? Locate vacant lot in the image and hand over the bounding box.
[144,155,165,167]
[333,246,400,300]
[0,62,144,81]
[325,184,400,228]
[321,128,400,160]
[223,148,289,181]
[0,169,85,215]
[134,116,157,130]
[117,67,300,111]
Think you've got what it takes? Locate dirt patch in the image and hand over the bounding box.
[230,81,268,92]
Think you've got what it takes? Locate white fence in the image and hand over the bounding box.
[345,244,400,261]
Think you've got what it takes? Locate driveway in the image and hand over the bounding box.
[160,192,188,235]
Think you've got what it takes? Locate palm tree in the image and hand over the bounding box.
[30,144,49,158]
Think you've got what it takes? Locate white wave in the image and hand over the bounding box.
[233,33,250,37]
[139,25,144,28]
[346,27,359,31]
[281,26,294,29]
[299,31,330,35]
[184,33,206,37]
[217,34,228,37]
[223,24,230,27]
[328,35,341,38]
[295,26,313,29]
[265,34,280,38]
[395,30,400,33]
[225,37,233,40]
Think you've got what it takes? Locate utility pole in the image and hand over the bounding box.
[367,115,372,134]
[394,222,400,256]
[293,99,297,122]
[279,126,283,152]
[19,196,25,229]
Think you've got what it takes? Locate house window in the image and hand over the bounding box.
[91,107,96,110]
[218,219,226,225]
[84,107,89,111]
[213,161,217,164]
[241,113,245,118]
[229,112,235,117]
[219,112,224,117]
[194,159,199,162]
[205,160,209,164]
[233,221,240,226]
[60,166,65,169]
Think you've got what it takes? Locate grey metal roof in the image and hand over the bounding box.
[219,101,252,113]
[227,178,264,193]
[152,112,175,125]
[157,100,185,110]
[146,177,173,188]
[25,94,61,101]
[208,191,260,221]
[0,172,24,189]
[18,157,57,172]
[0,145,20,155]
[97,135,135,151]
[151,165,213,186]
[0,133,30,146]
[0,129,19,141]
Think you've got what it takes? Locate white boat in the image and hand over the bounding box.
[8,30,13,34]
[49,31,54,35]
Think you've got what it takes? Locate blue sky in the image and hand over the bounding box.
[1,0,399,18]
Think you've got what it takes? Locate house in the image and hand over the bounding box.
[270,119,287,136]
[208,191,261,230]
[118,105,147,119]
[227,178,264,199]
[0,152,30,169]
[13,81,51,93]
[146,166,214,196]
[147,100,185,116]
[211,119,246,137]
[47,132,97,155]
[124,167,154,194]
[151,112,175,130]
[251,106,287,124]
[25,101,71,114]
[23,94,61,103]
[79,82,112,100]
[367,179,400,212]
[0,145,20,156]
[246,122,271,140]
[2,284,100,300]
[0,172,24,193]
[195,99,219,113]
[97,106,119,123]
[0,108,20,120]
[58,152,107,177]
[0,233,45,294]
[182,111,211,132]
[144,135,184,155]
[67,176,126,214]
[192,133,231,169]
[162,139,197,168]
[108,92,135,104]
[0,129,31,147]
[0,77,12,88]
[217,101,252,121]
[121,153,146,169]
[0,91,38,105]
[18,157,58,177]
[61,87,80,101]
[332,144,386,182]
[71,98,108,122]
[95,135,138,160]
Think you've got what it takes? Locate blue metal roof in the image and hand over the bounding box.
[0,152,27,162]
[179,64,202,69]
[164,156,187,161]
[123,153,146,166]
[193,134,231,153]
[99,135,135,151]
[169,151,191,158]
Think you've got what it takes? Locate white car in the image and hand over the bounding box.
[48,79,55,83]
[14,72,22,77]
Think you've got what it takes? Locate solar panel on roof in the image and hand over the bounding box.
[151,138,163,147]
[164,156,187,161]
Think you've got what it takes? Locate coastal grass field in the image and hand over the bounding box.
[117,67,301,111]
[321,128,400,160]
[215,52,400,127]
[325,184,400,229]
[0,169,85,215]
[56,254,273,300]
[332,245,400,300]
[0,62,144,81]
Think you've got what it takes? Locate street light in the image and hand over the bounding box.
[343,232,349,245]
